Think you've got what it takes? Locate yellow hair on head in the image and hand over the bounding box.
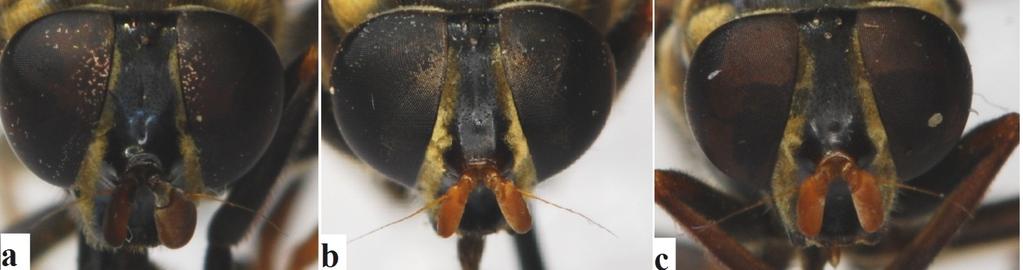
[416,49,459,207]
[0,1,54,41]
[203,0,278,27]
[684,3,735,57]
[330,0,384,34]
[491,44,538,190]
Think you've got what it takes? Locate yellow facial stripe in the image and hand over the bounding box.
[169,46,206,195]
[73,39,119,251]
[417,48,459,206]
[492,43,538,190]
[770,32,814,233]
[849,25,898,222]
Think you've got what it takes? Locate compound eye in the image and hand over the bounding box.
[176,11,283,188]
[331,11,448,186]
[1,10,114,187]
[855,7,971,180]
[495,6,615,180]
[685,14,799,185]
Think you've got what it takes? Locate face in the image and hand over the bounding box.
[0,6,282,250]
[329,2,614,237]
[322,1,654,268]
[684,7,970,246]
[655,2,1020,264]
[322,41,655,270]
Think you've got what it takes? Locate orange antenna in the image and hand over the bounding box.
[796,152,885,237]
[483,170,532,234]
[436,174,474,238]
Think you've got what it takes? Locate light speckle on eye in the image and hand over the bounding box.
[928,113,943,127]
[707,70,721,80]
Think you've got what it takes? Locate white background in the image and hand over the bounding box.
[654,0,1021,269]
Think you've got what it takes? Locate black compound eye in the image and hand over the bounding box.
[331,10,449,187]
[332,6,613,185]
[176,11,284,188]
[855,7,971,180]
[495,6,614,180]
[1,10,114,187]
[685,14,799,185]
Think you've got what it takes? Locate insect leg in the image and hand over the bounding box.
[886,113,1019,269]
[0,138,21,221]
[655,170,779,241]
[320,91,348,151]
[3,202,74,261]
[273,2,318,70]
[799,247,828,270]
[674,239,794,270]
[948,198,1018,247]
[606,0,653,88]
[654,170,773,270]
[512,227,544,270]
[653,0,675,37]
[286,227,319,270]
[204,48,318,269]
[253,180,305,270]
[458,235,485,270]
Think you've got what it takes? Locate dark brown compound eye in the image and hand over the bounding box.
[855,7,971,180]
[0,10,114,187]
[685,14,799,188]
[176,11,284,188]
[332,6,614,185]
[495,5,615,180]
[331,10,449,187]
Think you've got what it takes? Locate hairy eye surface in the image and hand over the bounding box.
[331,11,449,186]
[0,10,114,187]
[176,11,284,188]
[333,6,614,185]
[855,7,971,180]
[685,14,799,186]
[496,6,614,180]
